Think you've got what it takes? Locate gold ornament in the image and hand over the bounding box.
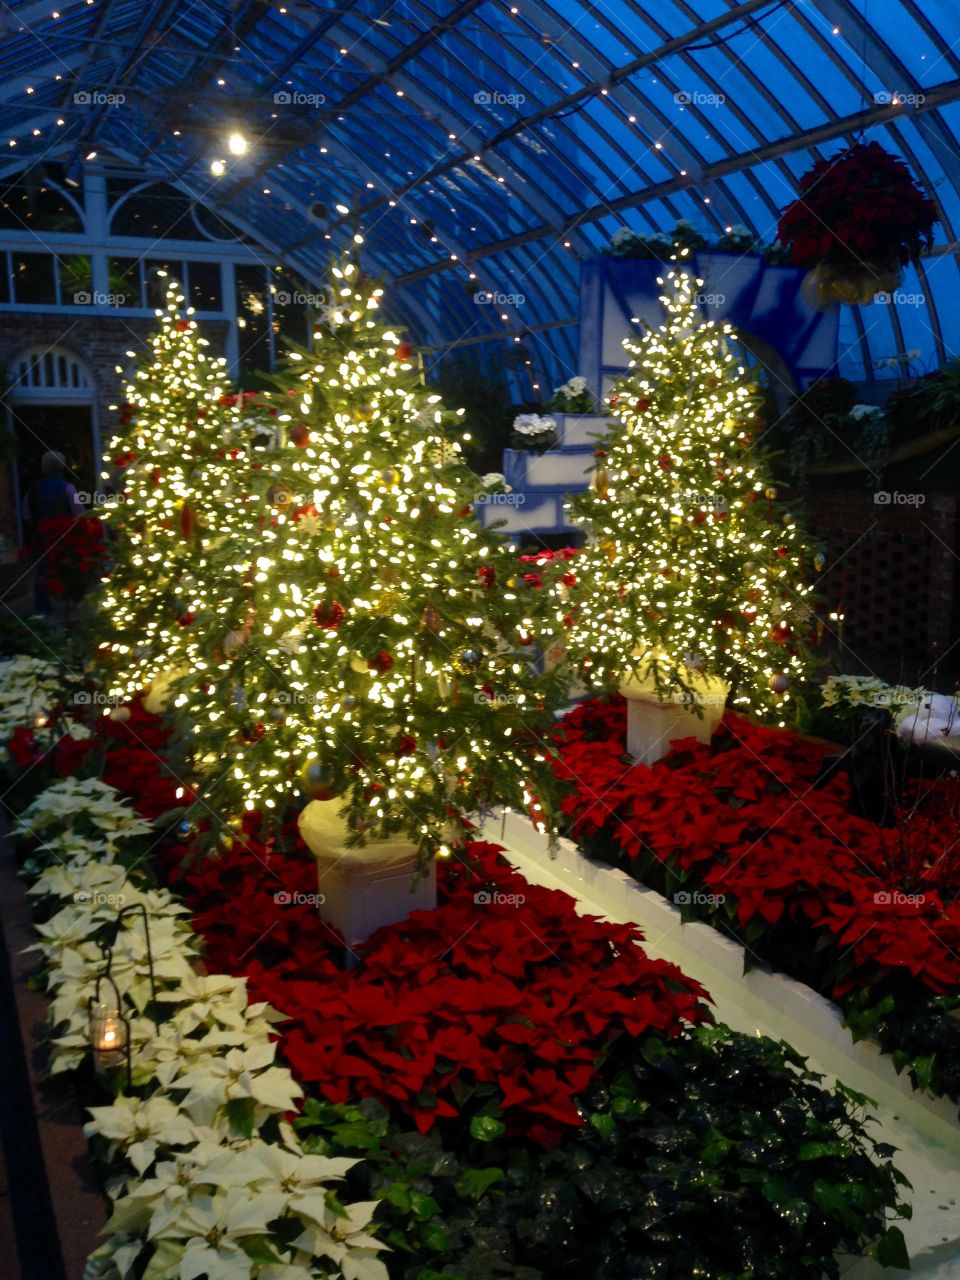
[373,589,401,616]
[600,540,617,563]
[437,672,453,698]
[299,758,339,800]
[377,467,400,489]
[592,464,610,498]
[453,647,483,675]
[764,486,777,500]
[349,654,369,674]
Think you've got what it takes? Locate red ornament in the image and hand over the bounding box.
[313,600,345,629]
[742,606,757,622]
[560,571,577,587]
[175,319,190,332]
[394,733,417,756]
[395,342,414,360]
[658,453,672,470]
[289,424,311,449]
[635,397,652,412]
[517,629,535,646]
[177,611,195,627]
[770,622,791,644]
[715,611,736,629]
[246,722,266,742]
[369,649,394,674]
[692,510,707,525]
[712,510,728,523]
[776,546,788,558]
[477,565,496,589]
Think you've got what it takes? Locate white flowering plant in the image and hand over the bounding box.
[0,654,88,765]
[715,224,757,253]
[546,374,594,414]
[8,738,389,1280]
[12,777,154,855]
[510,412,558,451]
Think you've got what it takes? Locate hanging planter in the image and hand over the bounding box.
[777,141,938,307]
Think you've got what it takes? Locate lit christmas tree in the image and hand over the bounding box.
[172,255,566,864]
[96,277,275,704]
[565,259,815,721]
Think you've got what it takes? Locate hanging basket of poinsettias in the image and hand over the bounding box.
[778,141,938,307]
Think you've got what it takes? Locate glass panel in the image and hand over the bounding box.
[236,264,270,376]
[11,253,56,304]
[109,257,143,308]
[0,173,83,232]
[145,261,187,309]
[270,266,311,351]
[188,260,223,310]
[57,254,92,305]
[111,183,199,239]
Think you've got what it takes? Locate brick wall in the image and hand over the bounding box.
[805,485,959,681]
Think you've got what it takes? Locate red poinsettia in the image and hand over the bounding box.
[34,516,107,601]
[554,696,960,1003]
[778,141,938,269]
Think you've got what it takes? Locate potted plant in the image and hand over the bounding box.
[777,141,938,306]
[546,374,594,415]
[510,411,558,452]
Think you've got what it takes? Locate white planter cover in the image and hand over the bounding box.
[618,663,729,764]
[297,799,436,949]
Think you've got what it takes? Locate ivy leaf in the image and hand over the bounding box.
[409,1191,441,1221]
[797,1140,853,1161]
[421,1223,451,1252]
[470,1115,506,1142]
[590,1113,616,1141]
[456,1166,505,1200]
[872,1225,910,1270]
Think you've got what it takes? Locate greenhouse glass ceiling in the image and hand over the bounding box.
[1,0,959,391]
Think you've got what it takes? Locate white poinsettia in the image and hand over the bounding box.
[294,1195,389,1280]
[85,1095,203,1175]
[0,657,85,757]
[14,778,153,848]
[148,1186,288,1279]
[165,1044,303,1129]
[8,656,389,1280]
[27,857,129,904]
[512,412,556,437]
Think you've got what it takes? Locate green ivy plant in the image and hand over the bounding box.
[295,1025,911,1280]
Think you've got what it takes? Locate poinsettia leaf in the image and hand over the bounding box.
[238,1235,284,1265]
[224,1096,256,1139]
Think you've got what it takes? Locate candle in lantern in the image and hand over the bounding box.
[89,1001,127,1071]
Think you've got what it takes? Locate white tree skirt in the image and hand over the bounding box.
[477,809,960,1278]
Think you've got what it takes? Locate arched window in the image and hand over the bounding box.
[9,345,94,401]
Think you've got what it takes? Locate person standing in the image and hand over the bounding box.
[21,451,85,613]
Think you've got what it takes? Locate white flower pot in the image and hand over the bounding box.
[297,800,436,952]
[618,665,729,765]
